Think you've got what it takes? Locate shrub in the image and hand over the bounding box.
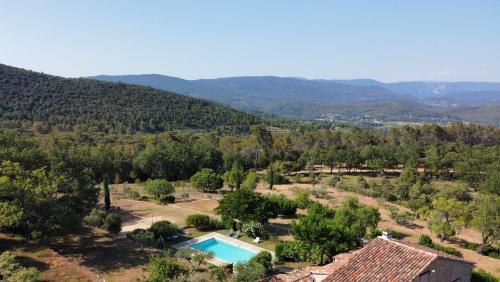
[275,241,304,262]
[103,213,122,233]
[190,168,224,193]
[241,221,264,238]
[388,206,415,225]
[83,208,106,227]
[242,170,259,190]
[311,186,329,199]
[0,251,41,282]
[249,251,273,271]
[471,268,498,282]
[148,255,187,281]
[418,234,434,246]
[186,214,212,230]
[145,179,175,204]
[123,186,141,200]
[267,194,297,217]
[209,265,231,281]
[234,261,266,282]
[368,228,382,239]
[293,189,313,209]
[388,229,403,240]
[149,220,179,239]
[128,229,155,250]
[418,234,463,257]
[329,174,341,187]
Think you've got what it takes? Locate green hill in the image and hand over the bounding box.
[0,64,261,133]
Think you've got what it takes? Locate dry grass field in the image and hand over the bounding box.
[1,176,498,280]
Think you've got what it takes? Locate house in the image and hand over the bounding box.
[271,235,474,282]
[270,251,360,282]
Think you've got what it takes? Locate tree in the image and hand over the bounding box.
[0,160,68,238]
[224,161,244,191]
[149,220,179,239]
[190,168,223,193]
[266,162,275,190]
[145,179,175,203]
[241,169,258,190]
[471,194,499,248]
[215,189,277,224]
[310,172,320,188]
[147,255,186,281]
[427,197,470,241]
[0,202,24,229]
[291,199,380,264]
[480,170,500,195]
[209,266,231,281]
[103,174,111,211]
[265,162,288,190]
[130,229,155,251]
[176,248,214,272]
[324,147,339,173]
[251,125,273,164]
[103,213,122,233]
[0,251,40,282]
[234,261,267,282]
[249,251,273,272]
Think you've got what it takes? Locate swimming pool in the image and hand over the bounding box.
[191,237,257,264]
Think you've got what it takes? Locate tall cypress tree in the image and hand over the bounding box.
[104,174,111,211]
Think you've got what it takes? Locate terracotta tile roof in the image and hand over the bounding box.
[323,237,473,282]
[269,250,359,282]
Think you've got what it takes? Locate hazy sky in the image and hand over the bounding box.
[1,1,499,82]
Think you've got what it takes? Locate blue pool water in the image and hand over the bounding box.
[191,238,257,264]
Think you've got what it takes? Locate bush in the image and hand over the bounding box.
[148,255,187,281]
[209,265,231,281]
[293,189,313,209]
[83,208,106,227]
[418,234,434,246]
[145,179,175,204]
[311,186,329,199]
[328,175,341,187]
[267,194,297,217]
[149,220,179,239]
[123,186,141,200]
[275,241,304,262]
[190,168,224,193]
[186,214,213,231]
[128,229,155,250]
[241,221,264,238]
[103,213,122,233]
[471,268,498,282]
[388,206,415,225]
[0,251,41,282]
[418,234,463,257]
[250,251,273,271]
[234,261,266,282]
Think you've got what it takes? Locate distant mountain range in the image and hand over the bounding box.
[90,74,500,125]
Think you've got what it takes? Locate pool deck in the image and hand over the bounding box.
[172,232,275,266]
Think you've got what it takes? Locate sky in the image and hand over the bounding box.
[1,0,499,82]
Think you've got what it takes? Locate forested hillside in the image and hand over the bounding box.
[0,64,261,133]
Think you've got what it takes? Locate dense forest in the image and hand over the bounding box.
[0,64,261,133]
[1,122,499,235]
